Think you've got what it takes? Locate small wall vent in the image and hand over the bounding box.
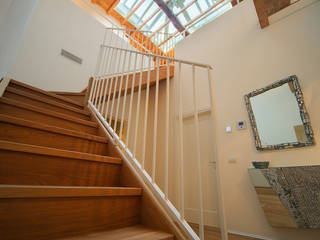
[61,49,82,65]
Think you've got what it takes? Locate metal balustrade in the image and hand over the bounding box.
[87,27,228,240]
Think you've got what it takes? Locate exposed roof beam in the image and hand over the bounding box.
[152,0,187,34]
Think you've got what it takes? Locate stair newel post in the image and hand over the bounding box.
[178,62,185,220]
[151,57,160,183]
[207,67,229,240]
[141,55,152,169]
[192,64,205,240]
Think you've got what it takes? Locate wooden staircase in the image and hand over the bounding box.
[0,79,177,240]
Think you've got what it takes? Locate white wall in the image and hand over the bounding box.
[0,0,38,79]
[175,0,320,239]
[9,0,106,92]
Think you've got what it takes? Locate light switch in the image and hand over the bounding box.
[226,126,232,133]
[237,120,247,130]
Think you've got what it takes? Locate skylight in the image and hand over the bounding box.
[115,0,233,46]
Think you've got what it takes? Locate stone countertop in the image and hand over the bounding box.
[248,165,320,228]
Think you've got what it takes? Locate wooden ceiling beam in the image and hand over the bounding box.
[253,0,269,28]
[152,0,188,34]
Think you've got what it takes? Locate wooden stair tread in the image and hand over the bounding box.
[0,97,96,128]
[9,79,85,108]
[0,114,106,143]
[0,185,142,198]
[5,86,90,116]
[0,140,121,164]
[61,225,173,240]
[51,91,86,96]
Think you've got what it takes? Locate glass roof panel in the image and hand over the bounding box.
[187,1,232,33]
[114,0,234,49]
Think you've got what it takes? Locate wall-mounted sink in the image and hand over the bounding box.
[248,165,320,228]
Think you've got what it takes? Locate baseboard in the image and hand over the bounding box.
[228,230,275,240]
[0,78,10,97]
[189,221,275,240]
[185,208,220,227]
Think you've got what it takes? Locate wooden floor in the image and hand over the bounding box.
[189,223,260,240]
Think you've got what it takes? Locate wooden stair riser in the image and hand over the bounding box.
[0,121,108,155]
[0,196,141,240]
[3,89,90,120]
[53,92,86,104]
[0,101,97,135]
[8,81,84,110]
[0,150,121,186]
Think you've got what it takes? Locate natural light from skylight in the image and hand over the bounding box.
[115,0,233,46]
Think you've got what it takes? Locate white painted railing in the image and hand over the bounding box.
[87,28,227,240]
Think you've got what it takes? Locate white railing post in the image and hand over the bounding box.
[133,54,144,159]
[178,62,185,220]
[141,55,152,169]
[119,51,132,141]
[164,59,170,198]
[151,57,160,182]
[208,67,229,240]
[192,64,204,240]
[126,53,138,147]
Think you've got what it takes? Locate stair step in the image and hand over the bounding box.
[0,185,142,198]
[61,225,174,240]
[0,140,121,186]
[0,97,98,134]
[9,79,85,109]
[4,86,90,120]
[0,185,142,240]
[51,91,86,104]
[0,114,108,155]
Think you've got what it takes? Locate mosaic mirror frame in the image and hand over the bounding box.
[244,75,315,151]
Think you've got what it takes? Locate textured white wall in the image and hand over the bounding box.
[175,0,320,239]
[10,0,105,92]
[0,0,38,79]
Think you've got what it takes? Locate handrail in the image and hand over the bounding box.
[100,44,213,69]
[87,23,227,240]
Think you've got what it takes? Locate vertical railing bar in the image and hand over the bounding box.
[207,67,229,240]
[99,28,115,114]
[178,62,184,220]
[89,45,103,102]
[126,53,138,147]
[113,32,128,131]
[164,59,170,198]
[108,48,121,125]
[102,46,116,117]
[97,45,111,111]
[141,55,152,169]
[192,64,204,240]
[104,48,116,120]
[90,28,107,104]
[119,51,132,141]
[151,57,160,182]
[91,47,105,105]
[109,30,125,127]
[133,54,144,159]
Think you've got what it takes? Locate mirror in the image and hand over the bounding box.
[245,75,315,150]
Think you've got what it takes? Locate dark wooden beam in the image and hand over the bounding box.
[253,0,269,28]
[153,0,188,34]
